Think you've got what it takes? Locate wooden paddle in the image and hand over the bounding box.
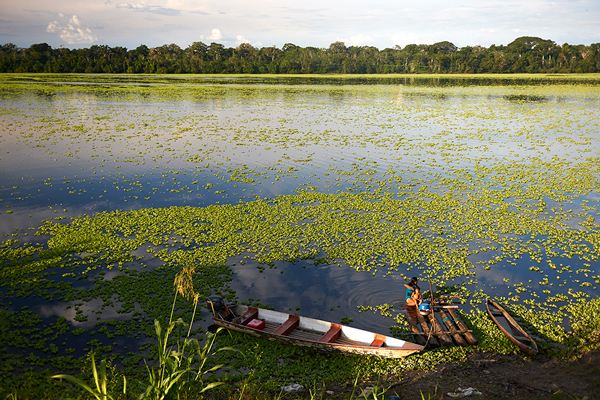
[428,278,435,304]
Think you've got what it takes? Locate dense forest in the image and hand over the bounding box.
[1,36,599,74]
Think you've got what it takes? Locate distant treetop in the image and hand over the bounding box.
[1,36,598,74]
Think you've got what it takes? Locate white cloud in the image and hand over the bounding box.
[207,28,222,40]
[351,34,374,45]
[236,35,249,44]
[235,35,262,47]
[391,32,433,48]
[337,34,375,46]
[116,2,149,10]
[116,2,180,16]
[47,15,97,44]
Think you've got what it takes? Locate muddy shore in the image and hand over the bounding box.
[333,351,600,400]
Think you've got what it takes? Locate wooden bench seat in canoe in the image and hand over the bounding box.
[239,307,259,326]
[370,334,385,347]
[318,324,342,343]
[273,315,300,336]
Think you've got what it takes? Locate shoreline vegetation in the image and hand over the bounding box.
[2,72,600,89]
[1,36,599,75]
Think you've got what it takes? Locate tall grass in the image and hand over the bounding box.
[52,352,126,400]
[52,265,236,400]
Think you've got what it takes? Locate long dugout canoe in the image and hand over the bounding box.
[212,305,424,359]
[486,299,538,356]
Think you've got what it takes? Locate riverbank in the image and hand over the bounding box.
[206,349,600,399]
[378,350,600,400]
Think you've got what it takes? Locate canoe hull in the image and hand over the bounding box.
[486,299,538,356]
[212,305,423,359]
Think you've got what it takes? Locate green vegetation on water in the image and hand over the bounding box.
[0,73,599,399]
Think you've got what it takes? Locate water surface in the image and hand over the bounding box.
[1,76,599,368]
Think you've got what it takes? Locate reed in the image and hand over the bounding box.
[357,383,390,400]
[142,264,237,399]
[3,390,18,400]
[420,386,440,400]
[348,374,391,400]
[141,318,191,400]
[307,380,324,399]
[52,264,235,400]
[52,352,126,400]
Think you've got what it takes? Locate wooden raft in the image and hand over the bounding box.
[403,302,478,348]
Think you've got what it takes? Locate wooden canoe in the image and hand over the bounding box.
[486,299,538,356]
[212,305,424,358]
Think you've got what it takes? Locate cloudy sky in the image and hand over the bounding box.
[1,0,599,50]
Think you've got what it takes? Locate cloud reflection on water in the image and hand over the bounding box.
[228,257,409,334]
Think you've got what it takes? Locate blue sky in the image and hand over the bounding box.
[1,0,599,50]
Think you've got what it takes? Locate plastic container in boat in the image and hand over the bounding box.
[247,319,265,330]
[418,303,432,315]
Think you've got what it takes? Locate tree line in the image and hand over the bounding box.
[1,36,599,74]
